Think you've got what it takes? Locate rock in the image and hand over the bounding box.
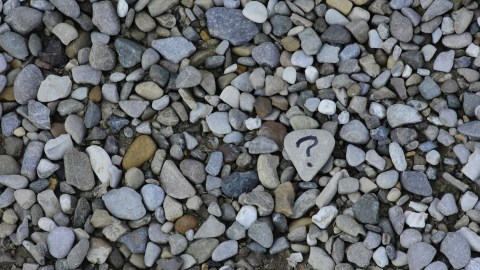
[442,33,472,49]
[114,38,144,68]
[185,239,219,264]
[440,232,470,269]
[339,119,369,144]
[222,171,258,197]
[274,182,295,217]
[257,154,280,189]
[390,142,407,171]
[387,104,423,128]
[390,11,413,42]
[86,238,112,264]
[347,242,373,267]
[122,135,158,170]
[49,0,80,18]
[194,216,226,239]
[433,50,455,72]
[418,76,441,100]
[21,141,44,180]
[89,43,116,71]
[284,129,335,181]
[335,214,365,237]
[0,32,29,60]
[141,184,165,211]
[422,0,453,22]
[119,100,149,118]
[37,75,72,102]
[248,221,273,248]
[64,148,95,191]
[206,112,232,135]
[44,134,74,161]
[401,171,432,196]
[0,155,20,175]
[47,227,75,259]
[322,25,351,44]
[236,205,257,229]
[308,247,335,270]
[312,206,338,229]
[242,1,267,23]
[120,227,148,253]
[408,242,436,270]
[92,1,120,35]
[353,194,379,224]
[437,193,458,216]
[159,160,196,199]
[52,23,78,45]
[175,214,200,234]
[147,0,178,17]
[377,170,399,189]
[212,240,238,261]
[66,238,89,269]
[252,42,280,69]
[0,175,28,189]
[14,64,44,105]
[152,37,196,64]
[206,7,259,45]
[176,66,202,88]
[86,145,113,185]
[102,187,146,220]
[27,100,50,130]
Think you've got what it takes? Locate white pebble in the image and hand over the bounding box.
[312,206,338,229]
[282,66,296,84]
[460,191,479,212]
[242,1,268,23]
[373,246,389,268]
[318,99,336,115]
[338,111,350,124]
[404,211,428,228]
[304,66,319,83]
[236,205,257,229]
[425,150,440,165]
[245,117,261,130]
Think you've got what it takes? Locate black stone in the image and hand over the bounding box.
[222,171,259,197]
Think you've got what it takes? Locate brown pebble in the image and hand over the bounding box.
[122,135,157,170]
[174,214,200,234]
[258,121,287,147]
[0,86,15,102]
[89,85,102,102]
[254,96,272,119]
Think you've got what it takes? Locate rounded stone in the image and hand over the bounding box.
[122,135,158,170]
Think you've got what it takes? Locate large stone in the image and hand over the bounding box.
[206,7,259,46]
[400,171,432,196]
[387,104,423,128]
[14,64,44,104]
[64,148,95,191]
[152,37,196,64]
[159,160,196,200]
[5,7,43,35]
[92,1,120,35]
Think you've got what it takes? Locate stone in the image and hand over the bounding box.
[152,37,196,64]
[89,43,116,71]
[222,171,258,197]
[14,64,44,105]
[0,32,29,60]
[86,238,112,264]
[308,247,335,270]
[437,193,458,216]
[353,194,379,224]
[102,187,146,220]
[339,120,369,144]
[159,160,196,200]
[37,75,72,102]
[284,129,335,181]
[120,227,148,253]
[440,232,470,269]
[312,206,338,229]
[115,38,144,68]
[390,11,413,42]
[401,171,432,196]
[49,0,80,18]
[252,42,280,69]
[248,221,273,248]
[422,0,453,22]
[206,112,232,135]
[206,7,259,46]
[390,142,407,171]
[122,135,158,170]
[242,1,267,23]
[64,148,95,191]
[257,154,280,189]
[44,134,74,161]
[21,141,44,180]
[442,33,472,49]
[433,50,455,72]
[47,227,75,259]
[141,184,165,211]
[347,242,373,267]
[86,145,113,185]
[212,240,238,261]
[408,242,436,270]
[92,1,120,35]
[194,216,226,239]
[387,104,423,128]
[52,23,78,45]
[418,76,441,100]
[274,182,295,217]
[66,239,89,269]
[377,170,399,189]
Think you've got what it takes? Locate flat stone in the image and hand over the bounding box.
[176,66,202,88]
[120,227,148,253]
[252,42,280,69]
[212,240,238,261]
[64,148,95,191]
[422,0,453,22]
[102,187,146,220]
[418,76,441,100]
[27,100,50,130]
[44,134,74,161]
[242,1,267,23]
[152,37,196,64]
[0,32,29,60]
[115,38,144,68]
[159,160,196,199]
[401,171,432,196]
[347,242,373,267]
[339,119,369,144]
[206,7,259,46]
[308,247,335,270]
[312,205,338,229]
[49,0,80,18]
[387,104,423,128]
[433,50,455,72]
[194,215,226,239]
[21,141,44,180]
[284,129,335,181]
[14,64,44,105]
[248,221,273,248]
[86,145,113,185]
[353,194,379,224]
[5,6,43,36]
[390,11,413,42]
[37,75,72,102]
[89,43,116,71]
[440,232,470,269]
[222,171,258,197]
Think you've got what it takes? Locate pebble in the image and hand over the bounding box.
[159,160,196,200]
[47,227,75,259]
[37,75,72,102]
[242,1,267,23]
[440,232,470,269]
[92,1,120,35]
[212,240,238,261]
[206,7,259,45]
[400,171,432,196]
[13,64,43,104]
[387,104,423,128]
[152,37,196,64]
[122,135,157,170]
[102,187,146,220]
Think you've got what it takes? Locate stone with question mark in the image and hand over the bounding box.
[284,129,335,181]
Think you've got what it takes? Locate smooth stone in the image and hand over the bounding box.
[422,0,453,22]
[222,171,259,197]
[400,171,432,196]
[339,119,369,144]
[14,64,43,105]
[64,148,95,191]
[21,141,44,180]
[376,170,399,189]
[353,194,379,224]
[141,184,165,211]
[408,242,436,270]
[284,129,335,181]
[122,135,158,170]
[0,32,29,59]
[194,215,226,239]
[5,6,43,35]
[440,232,470,269]
[47,227,75,259]
[86,145,113,185]
[347,242,373,267]
[159,160,196,200]
[49,0,80,18]
[390,11,413,42]
[252,42,280,69]
[120,227,148,253]
[442,33,472,49]
[44,134,73,161]
[115,38,144,68]
[248,221,273,248]
[102,187,146,220]
[387,104,423,128]
[212,240,238,261]
[312,206,338,229]
[92,1,121,35]
[242,1,267,23]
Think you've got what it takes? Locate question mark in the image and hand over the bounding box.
[296,136,319,167]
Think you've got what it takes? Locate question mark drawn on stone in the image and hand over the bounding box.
[296,135,318,168]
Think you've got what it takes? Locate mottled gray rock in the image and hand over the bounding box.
[440,232,470,269]
[64,148,95,191]
[387,104,423,128]
[0,31,28,59]
[115,38,144,68]
[49,0,80,18]
[120,227,148,253]
[390,11,413,42]
[14,64,44,105]
[353,194,379,224]
[21,141,44,180]
[206,7,259,45]
[92,1,120,35]
[422,0,453,22]
[248,221,273,248]
[339,120,369,144]
[159,160,196,199]
[408,242,436,270]
[347,242,373,267]
[401,171,432,196]
[47,227,75,259]
[5,7,43,36]
[418,76,441,100]
[27,100,50,130]
[152,37,196,64]
[212,240,238,261]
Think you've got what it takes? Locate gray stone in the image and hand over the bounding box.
[458,121,480,137]
[347,242,373,267]
[21,141,44,181]
[442,33,472,49]
[284,129,335,181]
[353,194,379,224]
[1,112,21,137]
[298,27,322,55]
[322,25,351,44]
[102,187,146,220]
[176,66,202,88]
[152,37,196,64]
[141,184,165,211]
[72,65,102,85]
[401,171,432,196]
[5,6,43,36]
[422,0,453,22]
[390,11,413,42]
[115,38,144,68]
[47,227,75,259]
[64,148,95,191]
[408,242,436,270]
[194,215,226,239]
[159,160,196,199]
[206,7,259,46]
[27,100,50,130]
[14,64,44,105]
[248,221,273,248]
[89,43,116,71]
[92,1,120,35]
[270,15,292,37]
[387,104,423,128]
[436,193,458,216]
[66,238,89,269]
[65,114,86,144]
[419,76,441,100]
[0,155,20,175]
[0,31,28,60]
[433,50,454,72]
[120,227,148,253]
[339,119,369,144]
[147,0,178,17]
[49,0,80,18]
[440,233,471,268]
[252,42,280,69]
[212,240,238,261]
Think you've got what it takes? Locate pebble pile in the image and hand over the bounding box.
[1,0,480,269]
